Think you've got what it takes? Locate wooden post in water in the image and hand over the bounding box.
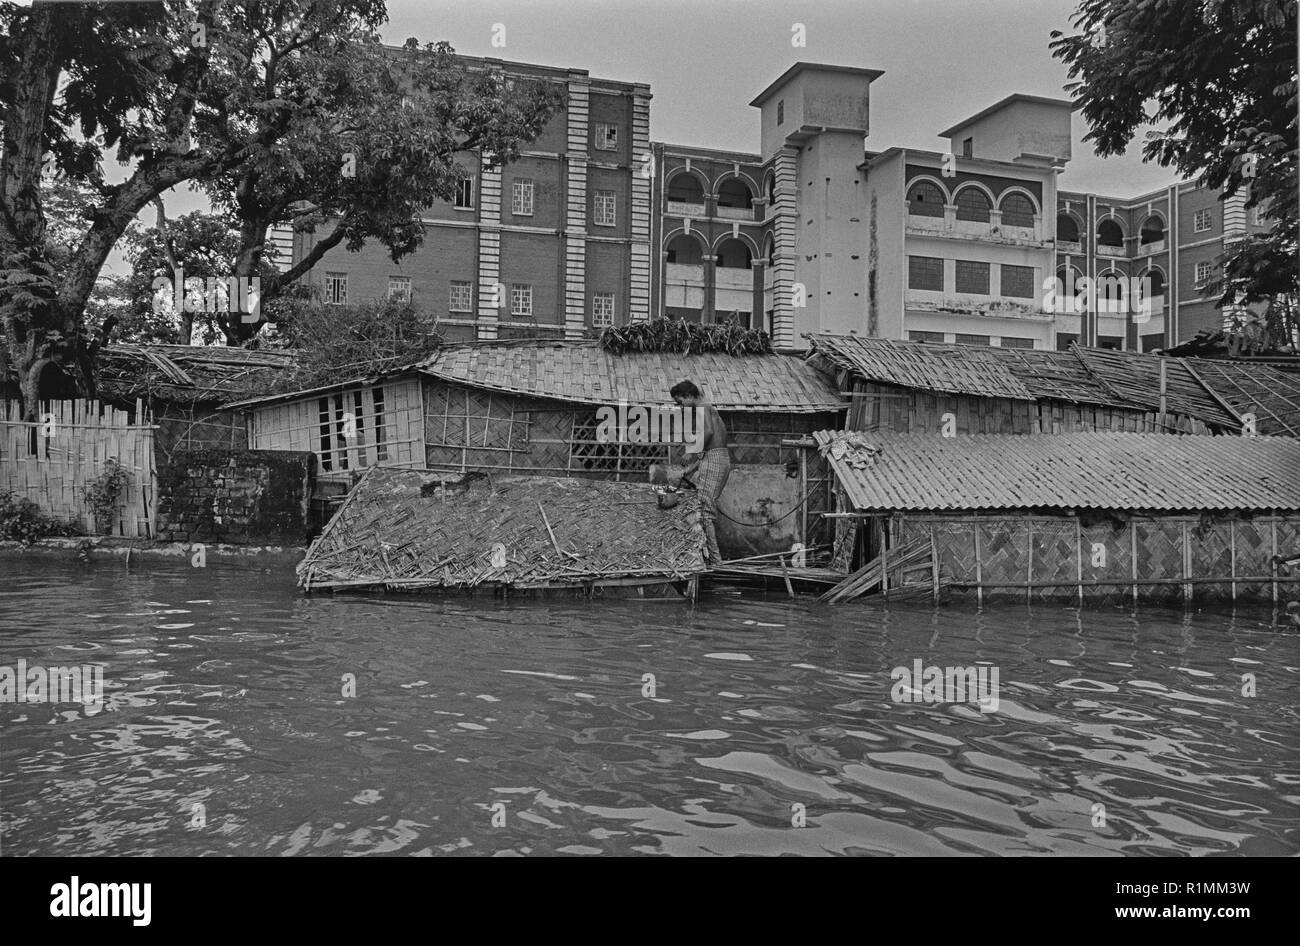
[1075,517,1084,604]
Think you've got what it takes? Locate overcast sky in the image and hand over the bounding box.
[122,0,1181,275]
[381,0,1178,193]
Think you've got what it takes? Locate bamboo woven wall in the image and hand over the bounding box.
[848,382,1214,436]
[250,378,423,472]
[896,513,1299,606]
[0,399,157,536]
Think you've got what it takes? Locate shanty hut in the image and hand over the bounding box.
[805,334,1242,435]
[297,466,706,598]
[97,344,294,461]
[814,430,1300,607]
[225,339,847,557]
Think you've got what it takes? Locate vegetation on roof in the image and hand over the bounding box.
[599,317,773,356]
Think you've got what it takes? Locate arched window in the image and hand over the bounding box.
[1057,214,1080,242]
[1139,215,1165,245]
[1098,270,1127,312]
[1000,193,1035,228]
[955,187,991,223]
[1054,265,1083,313]
[1097,219,1124,247]
[666,173,704,205]
[907,180,945,218]
[665,233,704,265]
[715,238,752,269]
[717,178,754,210]
[1139,268,1165,300]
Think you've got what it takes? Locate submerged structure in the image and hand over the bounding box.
[298,466,707,596]
[227,339,845,558]
[816,430,1300,606]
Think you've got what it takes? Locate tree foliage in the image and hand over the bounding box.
[1,0,561,415]
[1050,0,1298,321]
[264,295,442,392]
[599,317,774,356]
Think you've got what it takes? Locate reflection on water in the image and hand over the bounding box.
[1,560,1296,856]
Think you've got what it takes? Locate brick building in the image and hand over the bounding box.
[294,55,652,341]
[288,56,1260,353]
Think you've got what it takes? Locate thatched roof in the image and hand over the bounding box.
[99,344,293,406]
[298,467,706,592]
[807,334,1272,431]
[1071,348,1242,429]
[815,430,1300,513]
[806,334,1039,402]
[1184,358,1300,438]
[418,341,843,412]
[226,339,846,413]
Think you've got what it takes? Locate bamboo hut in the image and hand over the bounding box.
[226,339,846,558]
[805,334,1247,436]
[97,344,295,461]
[297,466,706,597]
[814,429,1300,607]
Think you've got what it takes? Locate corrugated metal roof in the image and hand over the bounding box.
[418,342,845,412]
[807,334,1037,401]
[813,430,1300,512]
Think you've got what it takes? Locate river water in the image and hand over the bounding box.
[1,558,1296,856]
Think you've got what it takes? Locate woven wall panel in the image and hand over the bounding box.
[1134,520,1185,604]
[1233,519,1275,601]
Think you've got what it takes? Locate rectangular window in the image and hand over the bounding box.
[324,272,347,305]
[595,123,618,151]
[592,292,615,327]
[1252,206,1267,227]
[373,385,388,462]
[955,260,990,294]
[449,280,473,313]
[908,255,944,291]
[594,190,616,227]
[999,336,1034,349]
[955,333,990,346]
[777,100,784,125]
[510,284,533,317]
[512,179,534,216]
[454,178,474,210]
[962,137,973,158]
[1193,208,1212,232]
[1194,261,1212,287]
[387,276,411,303]
[1000,264,1035,299]
[908,330,945,343]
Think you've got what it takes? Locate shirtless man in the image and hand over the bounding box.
[670,380,730,566]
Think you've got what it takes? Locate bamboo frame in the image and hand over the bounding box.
[895,513,1297,606]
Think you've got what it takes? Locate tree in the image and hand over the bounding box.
[266,294,442,392]
[118,206,251,346]
[200,36,562,343]
[2,1,557,414]
[2,1,231,412]
[1051,0,1298,343]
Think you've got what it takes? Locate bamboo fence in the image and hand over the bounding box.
[1,398,157,537]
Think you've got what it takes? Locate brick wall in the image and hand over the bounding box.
[156,449,314,545]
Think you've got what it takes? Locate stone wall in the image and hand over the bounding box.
[156,449,314,545]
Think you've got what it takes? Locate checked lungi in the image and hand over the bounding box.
[692,447,731,566]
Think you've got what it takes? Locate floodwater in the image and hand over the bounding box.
[1,559,1297,856]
